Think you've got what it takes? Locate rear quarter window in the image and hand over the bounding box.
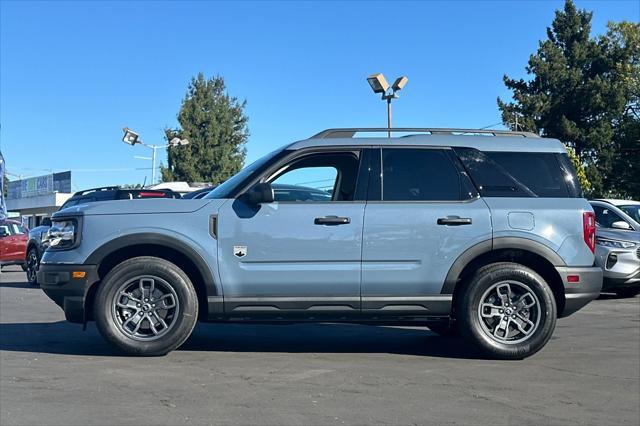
[454,148,581,198]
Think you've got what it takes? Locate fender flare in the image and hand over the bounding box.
[85,233,220,297]
[441,237,566,294]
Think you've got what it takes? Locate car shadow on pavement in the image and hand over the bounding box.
[0,320,481,359]
[0,281,37,289]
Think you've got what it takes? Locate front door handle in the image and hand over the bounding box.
[437,216,472,226]
[314,216,351,226]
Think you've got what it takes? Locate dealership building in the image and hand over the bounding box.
[6,172,73,229]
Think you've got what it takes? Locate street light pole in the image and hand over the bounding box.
[366,74,408,138]
[122,128,189,185]
[386,97,392,138]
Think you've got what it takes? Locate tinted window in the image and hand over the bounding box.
[381,149,463,201]
[455,148,575,198]
[593,205,625,228]
[60,199,79,209]
[619,205,640,224]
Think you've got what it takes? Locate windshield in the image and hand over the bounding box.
[619,205,640,224]
[204,148,285,199]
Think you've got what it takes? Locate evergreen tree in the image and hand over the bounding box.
[161,73,249,184]
[498,0,639,198]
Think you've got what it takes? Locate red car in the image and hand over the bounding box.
[0,219,29,270]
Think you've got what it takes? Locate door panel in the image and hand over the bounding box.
[361,147,492,316]
[215,148,368,318]
[362,199,491,314]
[217,200,365,317]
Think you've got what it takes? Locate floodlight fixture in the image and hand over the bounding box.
[392,76,408,92]
[366,73,409,138]
[169,137,190,147]
[367,73,390,94]
[122,127,141,145]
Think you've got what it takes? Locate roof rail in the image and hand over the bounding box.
[72,186,121,196]
[310,128,540,139]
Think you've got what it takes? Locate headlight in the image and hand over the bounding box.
[45,219,78,249]
[595,237,637,249]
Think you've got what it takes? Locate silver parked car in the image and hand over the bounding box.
[590,200,640,297]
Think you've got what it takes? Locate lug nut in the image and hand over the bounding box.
[499,309,504,313]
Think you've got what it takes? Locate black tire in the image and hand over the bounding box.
[614,288,640,298]
[94,256,198,356]
[26,248,39,286]
[426,321,460,337]
[457,262,557,360]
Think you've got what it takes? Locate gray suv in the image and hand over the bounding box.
[38,128,602,359]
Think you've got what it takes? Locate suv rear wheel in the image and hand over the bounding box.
[94,256,198,356]
[457,262,556,359]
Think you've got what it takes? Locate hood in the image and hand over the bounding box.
[54,198,223,217]
[596,227,640,243]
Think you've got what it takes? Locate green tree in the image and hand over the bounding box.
[161,73,249,184]
[497,0,639,198]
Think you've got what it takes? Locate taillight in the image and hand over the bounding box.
[138,192,168,198]
[583,211,596,253]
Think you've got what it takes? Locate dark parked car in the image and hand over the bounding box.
[25,186,179,284]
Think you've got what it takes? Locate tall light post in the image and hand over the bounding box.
[366,73,409,137]
[122,127,189,185]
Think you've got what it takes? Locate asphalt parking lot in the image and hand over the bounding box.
[1,266,638,426]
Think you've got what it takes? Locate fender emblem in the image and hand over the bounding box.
[233,245,247,258]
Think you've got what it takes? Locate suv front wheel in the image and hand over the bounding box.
[458,262,557,360]
[94,256,198,356]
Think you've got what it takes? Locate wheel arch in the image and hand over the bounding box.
[443,237,566,317]
[84,233,221,321]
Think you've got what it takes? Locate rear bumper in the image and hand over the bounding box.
[555,266,603,318]
[38,263,99,323]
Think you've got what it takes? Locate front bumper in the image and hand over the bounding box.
[595,245,640,289]
[38,263,99,323]
[555,266,603,318]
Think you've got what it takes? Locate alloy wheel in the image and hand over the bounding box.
[111,275,180,341]
[477,280,541,344]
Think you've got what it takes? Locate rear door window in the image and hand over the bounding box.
[381,149,467,201]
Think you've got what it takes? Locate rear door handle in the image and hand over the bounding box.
[314,216,351,226]
[437,216,472,226]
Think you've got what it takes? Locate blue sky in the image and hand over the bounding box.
[1,0,638,191]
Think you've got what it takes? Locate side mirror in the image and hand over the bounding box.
[611,221,632,230]
[244,182,274,204]
[41,218,52,227]
[0,228,9,238]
